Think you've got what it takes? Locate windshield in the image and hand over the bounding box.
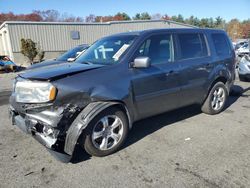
[75,35,137,65]
[57,45,87,61]
[239,43,248,49]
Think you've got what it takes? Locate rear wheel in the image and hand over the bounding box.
[83,107,129,157]
[201,82,228,115]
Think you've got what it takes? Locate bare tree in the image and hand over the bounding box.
[33,10,60,21]
[151,13,162,20]
[85,14,96,22]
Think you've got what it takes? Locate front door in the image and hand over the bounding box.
[130,33,182,119]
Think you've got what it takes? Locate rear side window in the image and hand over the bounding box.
[178,33,208,59]
[211,33,231,56]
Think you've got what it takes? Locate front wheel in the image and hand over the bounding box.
[83,107,129,157]
[201,82,228,115]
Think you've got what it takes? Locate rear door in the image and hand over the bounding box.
[175,32,213,106]
[131,33,182,119]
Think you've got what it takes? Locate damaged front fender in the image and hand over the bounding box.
[64,101,132,155]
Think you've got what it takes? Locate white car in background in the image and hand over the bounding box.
[236,43,249,57]
[238,54,250,81]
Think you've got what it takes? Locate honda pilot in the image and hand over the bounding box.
[9,28,235,161]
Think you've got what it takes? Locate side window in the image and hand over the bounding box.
[135,34,173,65]
[178,33,208,59]
[211,33,231,56]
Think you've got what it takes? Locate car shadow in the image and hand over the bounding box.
[70,85,250,164]
[123,84,249,151]
[70,104,203,164]
[71,145,92,164]
[227,84,250,109]
[123,104,202,150]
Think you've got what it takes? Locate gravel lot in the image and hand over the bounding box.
[0,72,250,188]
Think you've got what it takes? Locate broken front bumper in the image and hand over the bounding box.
[9,106,72,162]
[9,94,130,161]
[10,111,56,148]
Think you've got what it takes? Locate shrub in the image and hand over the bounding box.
[36,42,45,62]
[20,38,38,65]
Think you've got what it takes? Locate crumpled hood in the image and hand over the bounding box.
[20,62,104,81]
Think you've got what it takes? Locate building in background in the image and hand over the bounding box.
[0,20,195,65]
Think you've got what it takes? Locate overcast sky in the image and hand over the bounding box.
[0,0,249,21]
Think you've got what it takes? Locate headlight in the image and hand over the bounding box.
[15,80,57,103]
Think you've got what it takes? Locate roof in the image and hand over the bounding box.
[141,28,225,33]
[0,19,196,30]
[104,28,225,38]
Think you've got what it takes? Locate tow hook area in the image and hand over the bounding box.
[9,103,81,162]
[31,122,58,148]
[12,114,58,148]
[12,114,72,162]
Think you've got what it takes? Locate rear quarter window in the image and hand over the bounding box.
[211,33,231,56]
[178,33,208,60]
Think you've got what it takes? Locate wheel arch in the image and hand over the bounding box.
[206,62,235,95]
[64,101,132,155]
[202,75,228,104]
[210,76,227,88]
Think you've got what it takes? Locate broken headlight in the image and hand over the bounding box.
[15,80,57,103]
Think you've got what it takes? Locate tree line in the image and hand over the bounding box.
[0,10,249,40]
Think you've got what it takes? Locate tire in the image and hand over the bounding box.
[239,74,246,82]
[201,82,228,115]
[83,107,129,157]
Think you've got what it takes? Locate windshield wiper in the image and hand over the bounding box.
[80,61,93,65]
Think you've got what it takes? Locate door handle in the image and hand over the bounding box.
[205,63,213,68]
[165,70,178,76]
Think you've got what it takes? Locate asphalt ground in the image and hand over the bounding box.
[0,72,250,188]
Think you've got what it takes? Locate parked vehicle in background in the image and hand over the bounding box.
[0,56,18,72]
[238,54,250,81]
[232,42,237,49]
[236,42,249,57]
[56,44,89,62]
[9,28,235,162]
[27,44,89,70]
[235,41,248,50]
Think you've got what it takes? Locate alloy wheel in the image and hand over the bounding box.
[91,115,124,150]
[211,87,225,111]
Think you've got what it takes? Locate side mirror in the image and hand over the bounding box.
[67,58,75,62]
[131,57,151,68]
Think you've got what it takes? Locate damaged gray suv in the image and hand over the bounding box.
[9,28,235,161]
